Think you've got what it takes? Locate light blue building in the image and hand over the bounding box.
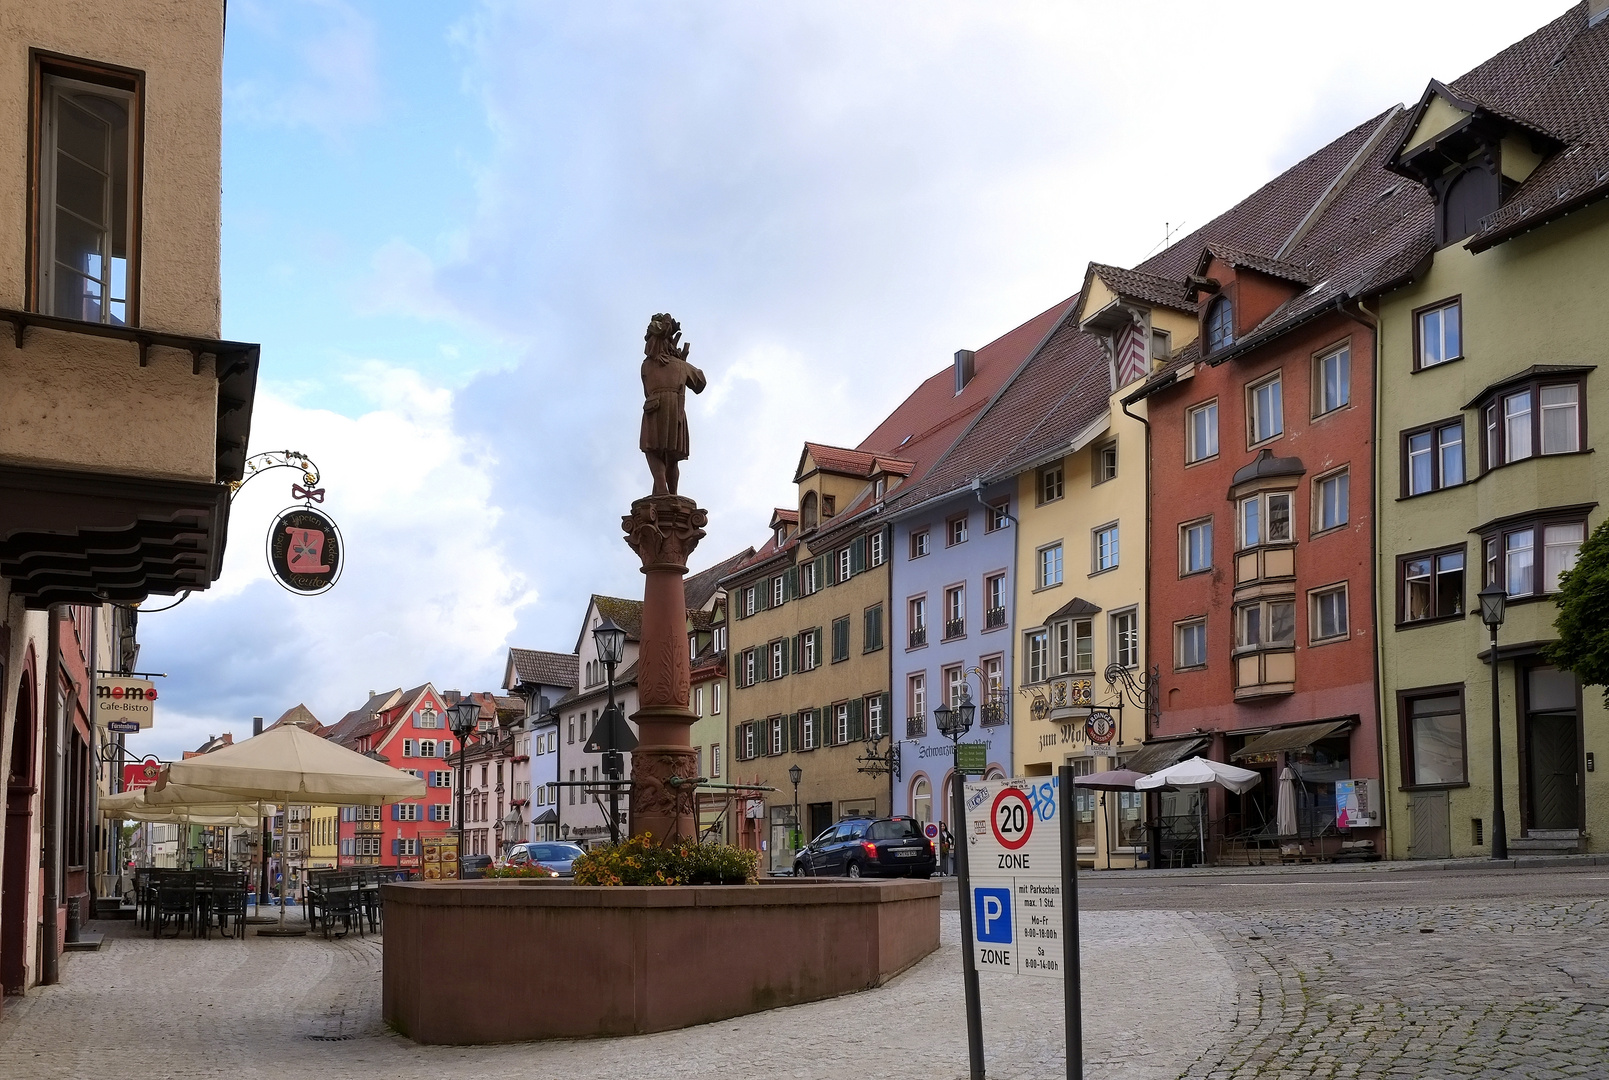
[887,477,1017,827]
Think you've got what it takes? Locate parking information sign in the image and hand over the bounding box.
[963,777,1064,979]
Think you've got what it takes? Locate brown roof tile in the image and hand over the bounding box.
[507,648,579,690]
[1087,263,1196,314]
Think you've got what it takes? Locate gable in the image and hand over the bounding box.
[1404,92,1472,153]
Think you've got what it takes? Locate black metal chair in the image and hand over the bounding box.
[155,877,196,938]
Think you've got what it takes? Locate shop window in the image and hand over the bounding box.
[1399,686,1467,787]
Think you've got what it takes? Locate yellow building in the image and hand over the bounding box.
[684,548,751,844]
[308,806,339,869]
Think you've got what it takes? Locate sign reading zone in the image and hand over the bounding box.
[964,777,1064,979]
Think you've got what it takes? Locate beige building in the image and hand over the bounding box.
[1,1,257,1004]
[726,444,902,874]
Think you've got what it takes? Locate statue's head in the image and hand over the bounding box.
[645,313,682,357]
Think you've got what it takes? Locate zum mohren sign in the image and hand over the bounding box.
[96,678,157,730]
[268,505,343,594]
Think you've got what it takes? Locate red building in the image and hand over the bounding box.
[324,685,457,868]
[1126,240,1387,861]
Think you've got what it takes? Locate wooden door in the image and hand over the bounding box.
[1526,714,1581,831]
[1408,790,1450,859]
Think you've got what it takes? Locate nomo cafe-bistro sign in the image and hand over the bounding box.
[96,678,157,731]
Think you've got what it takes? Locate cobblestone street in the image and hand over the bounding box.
[0,866,1604,1079]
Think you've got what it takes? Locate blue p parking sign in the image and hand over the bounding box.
[974,887,1012,944]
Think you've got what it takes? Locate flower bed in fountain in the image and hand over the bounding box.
[381,843,940,1045]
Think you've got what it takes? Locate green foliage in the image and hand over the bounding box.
[1544,518,1609,705]
[486,863,557,879]
[572,833,759,886]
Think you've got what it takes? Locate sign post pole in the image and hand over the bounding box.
[1057,765,1083,1079]
[952,775,987,1080]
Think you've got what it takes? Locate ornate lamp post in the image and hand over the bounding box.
[450,700,481,875]
[932,685,984,1080]
[788,764,802,852]
[1478,585,1509,860]
[592,617,628,845]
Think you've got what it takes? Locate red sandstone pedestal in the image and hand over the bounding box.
[622,494,706,843]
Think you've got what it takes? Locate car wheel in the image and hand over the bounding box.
[793,862,807,878]
[846,861,862,879]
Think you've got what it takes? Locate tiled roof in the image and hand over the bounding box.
[507,648,579,690]
[1087,263,1196,314]
[685,548,755,611]
[553,660,639,709]
[1195,245,1316,286]
[268,704,321,733]
[592,595,643,640]
[323,688,401,747]
[799,443,880,479]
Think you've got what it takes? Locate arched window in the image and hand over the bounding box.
[911,776,931,826]
[1205,296,1233,353]
[800,491,818,530]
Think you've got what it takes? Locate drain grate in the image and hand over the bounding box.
[307,1033,354,1041]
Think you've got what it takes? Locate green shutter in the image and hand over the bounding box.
[780,638,790,676]
[790,712,802,751]
[852,536,868,574]
[849,697,864,741]
[757,647,769,682]
[817,553,833,587]
[791,634,801,671]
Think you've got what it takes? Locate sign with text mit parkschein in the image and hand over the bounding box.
[964,776,1064,979]
[96,678,157,729]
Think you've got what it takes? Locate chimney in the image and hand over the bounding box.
[953,349,976,394]
[1592,0,1608,27]
[252,716,263,736]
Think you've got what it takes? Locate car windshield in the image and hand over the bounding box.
[531,844,582,861]
[867,819,923,841]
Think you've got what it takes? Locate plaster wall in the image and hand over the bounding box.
[889,480,1016,823]
[1375,198,1609,858]
[0,589,47,1000]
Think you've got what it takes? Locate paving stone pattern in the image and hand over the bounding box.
[1177,897,1609,1080]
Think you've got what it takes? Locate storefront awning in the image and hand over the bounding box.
[1124,736,1209,776]
[1231,718,1353,760]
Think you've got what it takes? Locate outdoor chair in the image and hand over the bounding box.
[155,877,196,938]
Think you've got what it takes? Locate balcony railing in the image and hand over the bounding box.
[909,625,927,648]
[906,715,927,738]
[985,606,1007,630]
[980,702,1008,727]
[944,617,965,639]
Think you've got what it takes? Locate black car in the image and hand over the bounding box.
[460,854,494,879]
[793,816,935,879]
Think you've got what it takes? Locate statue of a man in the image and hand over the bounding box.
[640,313,706,496]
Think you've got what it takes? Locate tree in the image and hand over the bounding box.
[1543,519,1609,705]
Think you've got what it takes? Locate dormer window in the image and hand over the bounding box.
[800,491,818,530]
[1205,297,1233,353]
[874,477,886,502]
[822,495,836,517]
[774,525,787,547]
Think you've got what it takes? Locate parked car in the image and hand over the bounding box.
[460,854,494,879]
[506,841,587,877]
[793,816,935,879]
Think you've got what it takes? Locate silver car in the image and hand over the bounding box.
[507,841,587,877]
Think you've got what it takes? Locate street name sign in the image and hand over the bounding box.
[963,776,1064,979]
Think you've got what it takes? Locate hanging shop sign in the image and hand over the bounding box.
[267,505,343,595]
[1085,710,1116,745]
[122,756,164,790]
[96,678,158,729]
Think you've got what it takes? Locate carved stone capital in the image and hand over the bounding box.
[622,495,707,573]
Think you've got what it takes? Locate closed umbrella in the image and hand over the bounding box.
[1136,757,1263,864]
[1276,766,1299,839]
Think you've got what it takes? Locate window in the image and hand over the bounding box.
[743,587,757,617]
[1315,345,1350,415]
[741,725,755,761]
[863,604,884,652]
[1093,523,1119,573]
[874,477,886,502]
[1415,299,1461,369]
[770,718,785,756]
[1187,400,1219,463]
[772,576,784,607]
[696,686,705,716]
[1073,619,1094,673]
[1205,296,1233,353]
[1039,464,1064,504]
[1238,491,1292,547]
[712,683,722,714]
[416,709,440,729]
[1094,442,1117,484]
[800,560,819,595]
[839,548,852,582]
[986,500,1010,532]
[1400,546,1466,624]
[1400,687,1467,786]
[1151,328,1171,360]
[985,573,1007,629]
[1481,377,1586,470]
[832,616,851,662]
[869,531,885,566]
[1544,523,1586,592]
[1486,517,1585,599]
[1309,584,1348,643]
[396,803,419,822]
[1038,543,1064,588]
[419,739,437,759]
[1404,419,1465,496]
[403,739,417,758]
[431,770,453,788]
[1315,469,1349,533]
[712,744,722,777]
[944,586,965,639]
[911,530,930,559]
[1175,619,1207,669]
[1025,629,1049,684]
[866,695,885,738]
[1110,609,1138,669]
[909,597,927,648]
[801,628,818,670]
[947,515,969,546]
[770,640,786,679]
[741,649,757,687]
[36,67,141,325]
[1236,599,1295,649]
[1181,518,1212,575]
[714,626,726,653]
[908,674,926,730]
[1247,373,1283,445]
[835,704,850,745]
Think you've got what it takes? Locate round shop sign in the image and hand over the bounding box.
[267,505,343,595]
[1085,710,1116,745]
[989,786,1034,851]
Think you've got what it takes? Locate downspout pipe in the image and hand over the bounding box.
[41,607,62,985]
[1119,395,1158,865]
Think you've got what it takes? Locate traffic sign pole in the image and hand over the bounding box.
[952,776,986,1080]
[1057,765,1083,1079]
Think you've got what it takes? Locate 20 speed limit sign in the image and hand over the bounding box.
[989,786,1033,850]
[965,777,1064,979]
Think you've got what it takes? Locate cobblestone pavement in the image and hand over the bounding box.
[2,868,1605,1080]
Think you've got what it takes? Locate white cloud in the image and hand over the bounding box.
[226,0,382,137]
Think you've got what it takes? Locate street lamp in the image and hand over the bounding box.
[788,764,802,853]
[450,699,481,876]
[932,683,983,1076]
[1478,585,1509,860]
[592,617,628,844]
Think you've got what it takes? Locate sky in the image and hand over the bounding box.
[134,0,1565,759]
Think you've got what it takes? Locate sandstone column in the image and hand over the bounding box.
[622,495,706,843]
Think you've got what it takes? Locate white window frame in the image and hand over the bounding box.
[1092,522,1120,573]
[1314,344,1350,416]
[1181,518,1212,575]
[1238,490,1293,549]
[1308,583,1350,644]
[1314,468,1349,534]
[1175,618,1207,669]
[1186,399,1219,464]
[869,531,885,566]
[1038,543,1064,589]
[1039,464,1065,504]
[1416,299,1461,369]
[1110,608,1139,669]
[1247,372,1284,446]
[911,530,930,559]
[1024,629,1049,684]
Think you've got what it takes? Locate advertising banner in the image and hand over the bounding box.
[96,678,157,729]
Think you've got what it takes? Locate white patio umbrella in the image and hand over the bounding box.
[1276,766,1300,839]
[154,724,425,932]
[1136,757,1263,864]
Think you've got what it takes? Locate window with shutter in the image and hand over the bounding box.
[849,698,864,741]
[852,536,868,574]
[403,739,416,758]
[790,712,802,751]
[791,634,802,671]
[816,554,832,587]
